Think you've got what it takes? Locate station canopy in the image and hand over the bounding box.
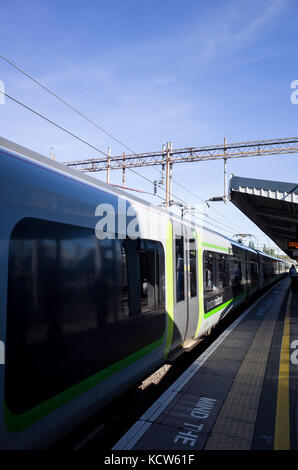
[229,176,298,260]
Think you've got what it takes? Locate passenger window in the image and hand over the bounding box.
[203,250,231,313]
[204,251,214,291]
[250,262,258,282]
[6,218,165,415]
[219,254,229,288]
[175,236,185,302]
[229,247,245,297]
[232,260,242,285]
[138,239,162,314]
[189,239,197,297]
[122,238,164,316]
[122,244,129,317]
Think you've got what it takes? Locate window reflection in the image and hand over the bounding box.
[6,218,165,414]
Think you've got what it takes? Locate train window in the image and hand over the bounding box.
[229,247,246,297]
[189,239,197,297]
[138,239,162,314]
[204,251,228,291]
[230,257,242,286]
[263,262,268,280]
[219,254,229,288]
[5,218,165,414]
[232,261,242,284]
[175,236,185,302]
[123,238,164,316]
[121,244,129,317]
[204,250,229,313]
[250,262,258,282]
[203,246,247,314]
[204,251,214,291]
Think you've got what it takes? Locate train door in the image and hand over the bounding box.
[184,227,199,340]
[171,222,199,351]
[171,221,188,351]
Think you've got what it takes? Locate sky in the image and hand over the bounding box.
[0,0,298,253]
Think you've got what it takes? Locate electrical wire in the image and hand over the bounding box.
[0,91,108,155]
[0,54,240,235]
[0,53,142,156]
[0,89,164,202]
[171,178,245,233]
[0,88,235,235]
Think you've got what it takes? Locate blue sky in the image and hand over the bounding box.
[0,0,298,252]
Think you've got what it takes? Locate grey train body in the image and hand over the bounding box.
[0,137,289,448]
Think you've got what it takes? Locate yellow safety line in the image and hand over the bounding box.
[274,291,292,450]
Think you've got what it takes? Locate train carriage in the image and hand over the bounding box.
[0,137,289,448]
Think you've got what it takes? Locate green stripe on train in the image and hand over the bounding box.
[204,294,245,319]
[202,242,229,252]
[4,336,165,433]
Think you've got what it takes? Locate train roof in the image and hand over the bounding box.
[0,135,225,235]
[0,136,158,209]
[0,136,289,264]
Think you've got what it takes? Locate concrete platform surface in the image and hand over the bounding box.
[113,278,298,451]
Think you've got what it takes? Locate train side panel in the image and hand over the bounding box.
[0,145,170,448]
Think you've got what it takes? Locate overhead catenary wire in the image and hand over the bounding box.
[0,53,142,157]
[0,89,164,202]
[0,54,239,235]
[1,52,292,243]
[0,54,239,220]
[0,88,236,235]
[0,91,108,156]
[172,178,245,233]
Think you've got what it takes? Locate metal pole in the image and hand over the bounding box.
[107,147,111,184]
[224,137,227,203]
[166,142,170,208]
[122,152,126,186]
[162,144,166,185]
[169,141,173,205]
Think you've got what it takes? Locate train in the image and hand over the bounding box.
[0,136,290,449]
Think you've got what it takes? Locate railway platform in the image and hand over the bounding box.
[113,277,298,450]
